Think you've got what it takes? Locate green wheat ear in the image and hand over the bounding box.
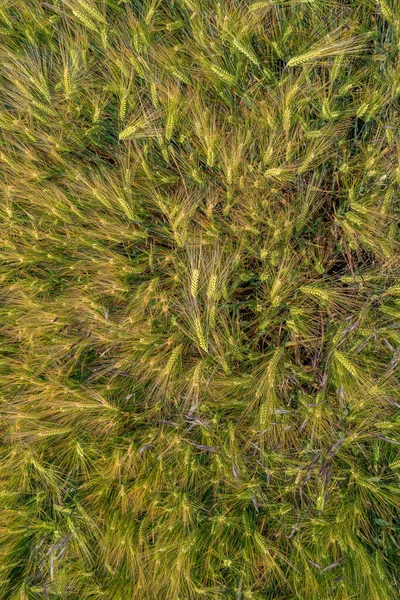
[0,0,399,599]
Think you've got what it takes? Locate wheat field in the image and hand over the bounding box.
[0,1,399,599]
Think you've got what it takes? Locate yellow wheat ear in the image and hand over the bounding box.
[194,317,207,352]
[287,33,369,67]
[119,113,156,140]
[248,2,274,11]
[207,274,217,300]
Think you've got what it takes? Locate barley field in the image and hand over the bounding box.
[0,1,399,599]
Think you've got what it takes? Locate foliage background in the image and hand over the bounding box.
[0,0,399,598]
